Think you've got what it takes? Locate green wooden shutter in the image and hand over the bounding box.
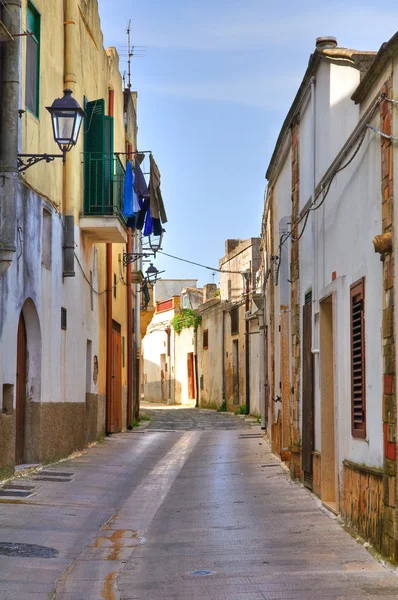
[104,115,114,214]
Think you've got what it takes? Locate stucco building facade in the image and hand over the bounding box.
[0,0,142,477]
[262,34,398,559]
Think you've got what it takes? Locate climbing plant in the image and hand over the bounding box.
[171,309,202,334]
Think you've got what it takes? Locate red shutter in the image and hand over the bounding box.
[350,278,366,439]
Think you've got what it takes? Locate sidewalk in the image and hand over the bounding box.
[0,407,397,599]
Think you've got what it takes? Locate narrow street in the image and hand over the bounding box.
[0,406,397,600]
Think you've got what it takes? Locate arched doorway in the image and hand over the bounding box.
[15,313,27,464]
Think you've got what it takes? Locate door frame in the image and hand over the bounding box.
[232,339,239,405]
[319,293,338,512]
[302,292,315,490]
[15,312,27,465]
[187,352,195,400]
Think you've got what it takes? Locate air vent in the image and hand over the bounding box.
[305,289,312,305]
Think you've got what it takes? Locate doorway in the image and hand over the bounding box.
[16,313,27,465]
[160,353,166,403]
[233,340,239,405]
[320,295,337,512]
[108,321,122,433]
[187,352,195,400]
[302,292,315,489]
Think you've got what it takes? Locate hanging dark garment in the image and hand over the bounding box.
[126,215,136,230]
[134,158,150,198]
[136,198,149,231]
[152,218,162,236]
[149,154,168,224]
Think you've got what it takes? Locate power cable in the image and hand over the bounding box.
[74,252,123,295]
[157,250,246,275]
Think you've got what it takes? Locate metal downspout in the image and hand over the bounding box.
[194,328,199,408]
[245,273,250,415]
[310,77,319,355]
[0,0,21,275]
[62,0,77,277]
[222,308,225,402]
[126,143,133,428]
[106,89,115,433]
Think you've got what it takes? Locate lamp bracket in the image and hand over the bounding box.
[18,149,66,172]
[123,251,155,266]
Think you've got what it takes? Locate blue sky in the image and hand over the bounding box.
[98,0,398,286]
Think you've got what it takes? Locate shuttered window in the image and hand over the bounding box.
[350,278,366,439]
[26,2,40,116]
[231,307,239,335]
[84,99,114,214]
[203,330,208,349]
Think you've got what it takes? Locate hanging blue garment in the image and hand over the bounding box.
[143,204,153,236]
[122,160,134,218]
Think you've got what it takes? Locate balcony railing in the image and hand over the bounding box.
[83,153,126,218]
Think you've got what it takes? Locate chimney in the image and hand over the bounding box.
[225,239,241,255]
[203,283,218,303]
[316,36,338,51]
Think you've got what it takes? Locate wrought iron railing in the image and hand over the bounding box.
[83,153,126,218]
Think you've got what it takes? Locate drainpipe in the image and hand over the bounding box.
[310,77,319,355]
[126,144,133,429]
[63,0,77,276]
[245,271,250,415]
[134,232,141,421]
[222,307,226,402]
[194,328,199,407]
[106,89,114,434]
[0,0,21,276]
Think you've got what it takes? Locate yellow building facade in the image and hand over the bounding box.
[0,0,140,476]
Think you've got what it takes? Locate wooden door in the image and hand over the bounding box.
[233,340,239,405]
[160,353,166,402]
[187,353,195,400]
[264,326,269,427]
[16,313,27,465]
[109,321,122,433]
[302,298,314,489]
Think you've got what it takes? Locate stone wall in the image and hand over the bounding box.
[380,78,397,560]
[341,461,384,553]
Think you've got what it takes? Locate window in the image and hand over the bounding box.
[61,307,67,330]
[183,295,190,309]
[351,278,366,439]
[42,208,52,268]
[203,329,208,349]
[231,307,239,335]
[114,274,117,298]
[26,2,40,116]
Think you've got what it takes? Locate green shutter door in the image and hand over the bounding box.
[84,99,105,215]
[104,115,114,214]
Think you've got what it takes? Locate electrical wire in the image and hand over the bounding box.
[157,250,246,275]
[74,252,123,295]
[273,112,375,284]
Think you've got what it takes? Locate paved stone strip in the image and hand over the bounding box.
[142,406,255,431]
[55,431,202,599]
[117,429,398,600]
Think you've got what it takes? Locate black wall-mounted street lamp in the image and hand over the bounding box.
[148,230,164,255]
[146,263,159,285]
[18,89,87,172]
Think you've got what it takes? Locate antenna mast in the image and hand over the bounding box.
[126,19,132,90]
